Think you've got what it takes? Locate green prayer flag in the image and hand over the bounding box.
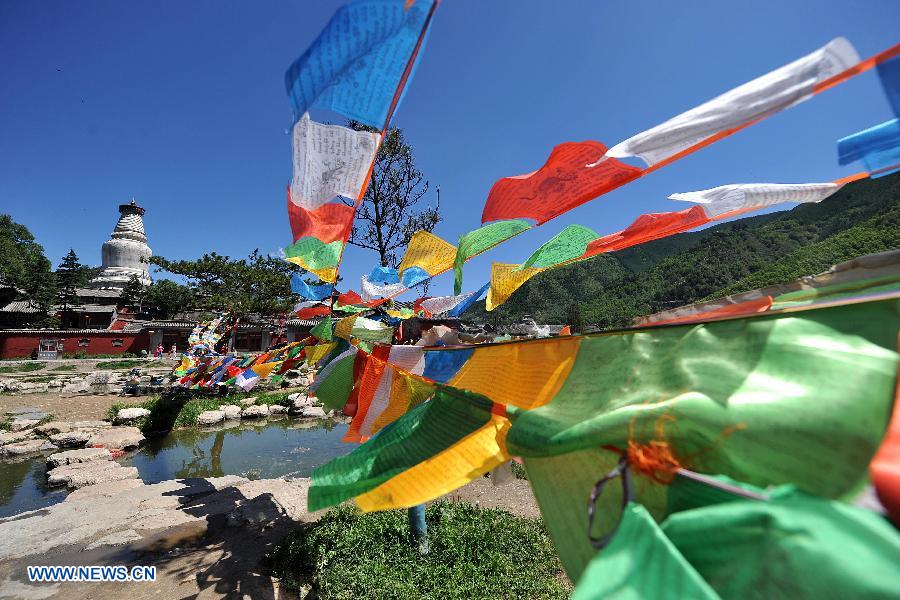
[453,220,530,293]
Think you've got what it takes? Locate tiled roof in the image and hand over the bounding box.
[0,300,43,313]
[75,288,122,298]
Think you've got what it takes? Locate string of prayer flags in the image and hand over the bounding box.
[605,38,860,167]
[290,272,334,301]
[284,0,437,128]
[485,181,848,310]
[481,141,641,224]
[308,292,900,580]
[418,291,481,315]
[838,119,900,178]
[290,114,381,209]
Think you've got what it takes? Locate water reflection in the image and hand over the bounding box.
[0,417,354,518]
[125,417,352,483]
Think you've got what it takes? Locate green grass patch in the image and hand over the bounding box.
[95,359,151,370]
[266,502,570,599]
[23,375,57,383]
[50,364,77,372]
[0,362,45,374]
[510,460,528,480]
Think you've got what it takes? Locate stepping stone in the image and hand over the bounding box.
[115,408,150,424]
[35,421,72,436]
[87,427,144,450]
[48,461,139,489]
[47,447,112,468]
[0,430,34,446]
[1,439,57,456]
[50,431,92,448]
[269,404,287,414]
[10,419,40,432]
[240,397,257,407]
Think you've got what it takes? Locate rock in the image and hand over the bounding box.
[49,431,92,448]
[35,421,71,436]
[62,380,90,394]
[0,430,34,445]
[5,407,43,416]
[48,460,139,489]
[1,439,57,456]
[222,405,242,419]
[299,406,326,419]
[10,419,40,431]
[87,427,144,450]
[115,407,150,424]
[47,379,63,388]
[70,420,112,429]
[241,404,269,419]
[84,371,111,385]
[66,478,144,502]
[196,410,225,426]
[240,397,257,407]
[47,447,112,468]
[0,379,23,393]
[287,392,307,403]
[269,404,287,414]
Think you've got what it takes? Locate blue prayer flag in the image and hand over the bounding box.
[877,55,900,118]
[448,282,490,317]
[284,0,436,128]
[291,272,335,301]
[838,119,900,178]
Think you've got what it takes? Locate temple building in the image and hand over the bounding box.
[89,199,153,289]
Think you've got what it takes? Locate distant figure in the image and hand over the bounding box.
[169,344,177,359]
[155,343,164,358]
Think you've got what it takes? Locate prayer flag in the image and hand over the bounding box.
[291,272,334,301]
[838,119,900,177]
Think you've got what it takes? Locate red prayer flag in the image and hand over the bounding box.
[583,205,709,256]
[481,141,642,224]
[288,188,355,243]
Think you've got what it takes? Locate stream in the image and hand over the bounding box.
[0,417,354,518]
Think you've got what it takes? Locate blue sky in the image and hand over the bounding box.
[1,1,897,296]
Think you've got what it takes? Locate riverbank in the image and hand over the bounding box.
[0,473,543,599]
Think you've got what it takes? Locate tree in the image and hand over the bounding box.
[56,249,89,318]
[144,279,194,319]
[343,124,441,268]
[120,274,147,312]
[0,214,56,311]
[150,250,304,348]
[566,301,585,334]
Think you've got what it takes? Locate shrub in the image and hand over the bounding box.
[266,502,570,599]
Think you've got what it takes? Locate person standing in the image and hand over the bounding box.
[169,343,177,359]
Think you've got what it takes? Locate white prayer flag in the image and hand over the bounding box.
[291,113,381,209]
[669,182,843,218]
[419,292,475,315]
[606,38,859,167]
[360,275,406,302]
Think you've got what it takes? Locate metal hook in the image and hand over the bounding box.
[587,454,634,549]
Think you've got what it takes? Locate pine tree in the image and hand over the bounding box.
[56,249,87,318]
[120,274,146,312]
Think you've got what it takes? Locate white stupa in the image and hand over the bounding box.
[89,199,152,289]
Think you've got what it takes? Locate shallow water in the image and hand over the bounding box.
[0,417,354,518]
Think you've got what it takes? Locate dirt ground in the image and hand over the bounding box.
[0,391,126,423]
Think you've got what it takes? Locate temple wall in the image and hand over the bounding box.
[0,331,151,359]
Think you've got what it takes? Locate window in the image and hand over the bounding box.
[111,339,124,347]
[78,338,90,347]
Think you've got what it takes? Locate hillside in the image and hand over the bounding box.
[463,172,900,329]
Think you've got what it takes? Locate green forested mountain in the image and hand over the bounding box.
[464,173,900,329]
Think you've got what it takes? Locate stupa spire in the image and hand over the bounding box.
[89,199,153,289]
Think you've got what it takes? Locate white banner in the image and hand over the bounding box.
[291,113,381,209]
[669,182,843,218]
[606,38,859,167]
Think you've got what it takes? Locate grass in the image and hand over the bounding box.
[107,389,298,433]
[50,364,77,372]
[95,359,152,370]
[266,502,570,600]
[0,362,45,374]
[22,375,57,383]
[510,460,528,480]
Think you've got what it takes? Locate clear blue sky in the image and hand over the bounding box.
[1,1,897,296]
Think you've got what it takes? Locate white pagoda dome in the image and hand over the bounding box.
[89,199,152,289]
